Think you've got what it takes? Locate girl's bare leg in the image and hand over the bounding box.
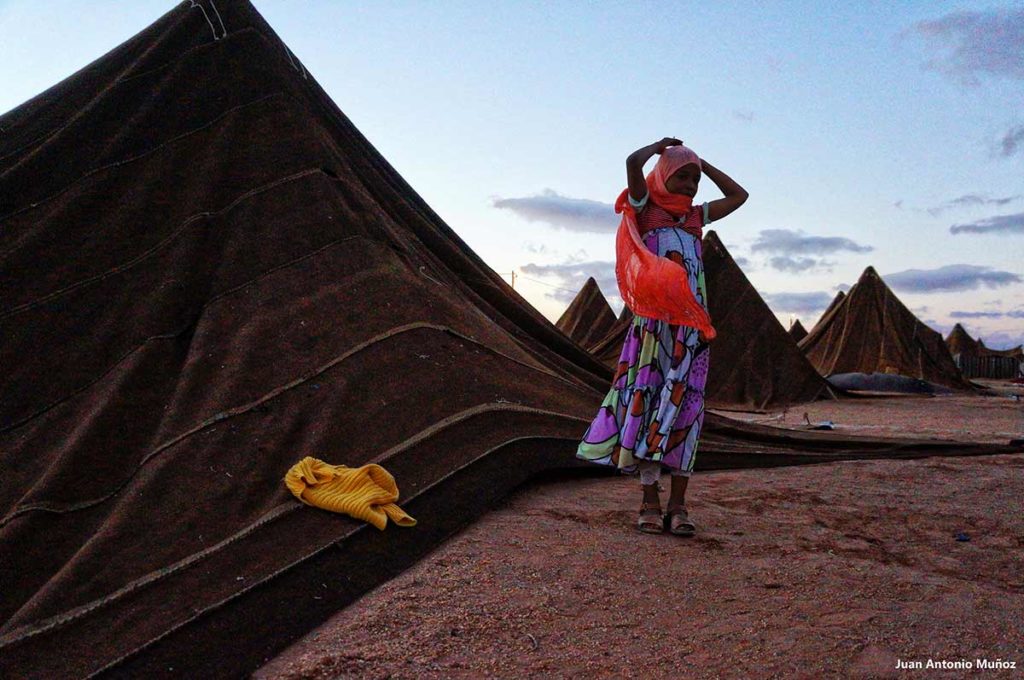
[667,475,689,510]
[642,482,661,509]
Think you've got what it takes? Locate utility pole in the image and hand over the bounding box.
[511,270,516,289]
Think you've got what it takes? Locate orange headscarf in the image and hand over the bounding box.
[614,145,716,338]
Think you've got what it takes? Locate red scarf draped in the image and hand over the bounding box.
[614,145,716,338]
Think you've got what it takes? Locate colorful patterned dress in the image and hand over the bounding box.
[576,197,711,476]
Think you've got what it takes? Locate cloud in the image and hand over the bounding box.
[734,256,752,269]
[519,260,620,306]
[999,125,1024,157]
[767,256,834,274]
[750,229,873,255]
[883,264,1022,292]
[733,109,754,122]
[951,309,1024,319]
[492,189,616,233]
[979,330,1024,348]
[928,193,1021,216]
[910,8,1024,85]
[759,291,834,316]
[950,310,1005,319]
[835,283,851,292]
[893,200,904,210]
[949,211,1024,234]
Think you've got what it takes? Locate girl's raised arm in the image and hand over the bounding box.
[701,159,748,222]
[626,137,682,203]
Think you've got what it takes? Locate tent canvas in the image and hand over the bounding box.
[699,231,835,409]
[555,277,618,349]
[0,4,1017,677]
[799,267,973,391]
[789,319,808,343]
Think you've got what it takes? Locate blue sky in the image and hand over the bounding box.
[2,1,1021,346]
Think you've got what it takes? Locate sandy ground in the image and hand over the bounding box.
[719,379,1024,444]
[256,387,1024,679]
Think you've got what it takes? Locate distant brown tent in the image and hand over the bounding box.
[947,324,1023,378]
[800,267,972,391]
[0,4,1017,678]
[700,231,835,408]
[811,290,847,334]
[789,319,808,343]
[590,233,834,409]
[586,305,633,366]
[946,323,980,357]
[555,277,617,347]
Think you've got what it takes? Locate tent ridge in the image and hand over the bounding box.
[0,24,271,173]
[1,166,324,319]
[0,90,287,226]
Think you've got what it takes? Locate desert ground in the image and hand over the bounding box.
[256,383,1024,679]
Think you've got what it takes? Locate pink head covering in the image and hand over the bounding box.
[647,145,702,217]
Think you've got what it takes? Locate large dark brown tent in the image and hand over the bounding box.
[555,277,618,348]
[789,319,808,343]
[0,3,1018,677]
[0,3,609,675]
[700,231,836,409]
[799,267,973,391]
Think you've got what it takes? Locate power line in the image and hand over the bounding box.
[515,274,581,294]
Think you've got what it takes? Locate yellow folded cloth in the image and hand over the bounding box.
[284,457,416,530]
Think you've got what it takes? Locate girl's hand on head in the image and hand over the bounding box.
[653,137,683,154]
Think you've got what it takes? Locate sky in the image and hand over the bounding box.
[1,0,1022,347]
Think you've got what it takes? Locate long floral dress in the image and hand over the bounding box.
[576,199,710,475]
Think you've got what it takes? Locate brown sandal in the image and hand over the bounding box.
[637,503,663,534]
[664,506,696,537]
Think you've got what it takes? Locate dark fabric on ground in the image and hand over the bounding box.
[555,277,617,348]
[799,267,973,391]
[0,3,1019,677]
[827,373,953,395]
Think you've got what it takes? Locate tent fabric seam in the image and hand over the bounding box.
[0,25,266,167]
[0,92,285,225]
[2,167,323,318]
[0,428,583,649]
[0,233,365,434]
[1,325,590,525]
[90,434,581,676]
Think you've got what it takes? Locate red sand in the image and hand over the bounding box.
[256,391,1024,679]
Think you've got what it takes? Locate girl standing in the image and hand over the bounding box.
[576,138,748,536]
